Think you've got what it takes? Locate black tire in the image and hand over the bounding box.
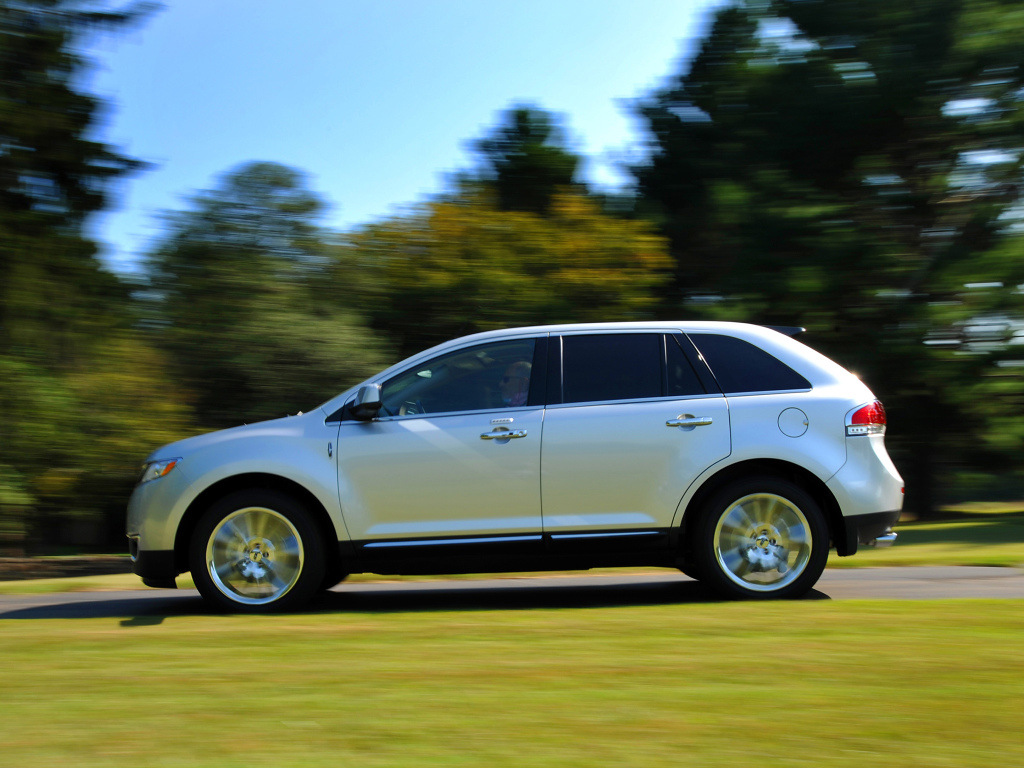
[693,476,828,600]
[677,564,704,582]
[318,559,349,593]
[189,488,326,613]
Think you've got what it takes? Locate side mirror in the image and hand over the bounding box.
[350,383,383,421]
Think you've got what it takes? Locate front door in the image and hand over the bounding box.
[336,337,544,543]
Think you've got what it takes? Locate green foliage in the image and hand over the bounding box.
[472,106,581,215]
[0,0,146,363]
[345,190,671,357]
[0,338,191,551]
[145,162,390,428]
[0,359,74,546]
[0,1,165,549]
[67,333,192,493]
[633,0,1024,512]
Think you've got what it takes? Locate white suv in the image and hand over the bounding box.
[127,322,903,611]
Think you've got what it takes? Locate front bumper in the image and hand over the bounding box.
[128,540,179,589]
[126,459,196,589]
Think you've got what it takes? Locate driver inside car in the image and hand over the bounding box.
[499,361,531,407]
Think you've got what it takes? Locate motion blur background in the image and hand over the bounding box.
[2,0,1023,553]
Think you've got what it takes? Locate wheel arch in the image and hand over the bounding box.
[678,459,848,562]
[173,473,341,574]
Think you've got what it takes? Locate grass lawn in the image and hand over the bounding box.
[0,600,1021,767]
[2,509,1021,765]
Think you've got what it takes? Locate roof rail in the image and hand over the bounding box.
[762,325,806,337]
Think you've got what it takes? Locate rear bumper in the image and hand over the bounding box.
[826,431,903,557]
[837,509,901,556]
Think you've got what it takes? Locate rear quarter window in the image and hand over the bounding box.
[689,333,811,394]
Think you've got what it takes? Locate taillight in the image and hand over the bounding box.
[846,401,886,436]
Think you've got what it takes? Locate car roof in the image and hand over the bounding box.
[442,320,785,341]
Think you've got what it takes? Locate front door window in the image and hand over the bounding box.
[380,339,536,417]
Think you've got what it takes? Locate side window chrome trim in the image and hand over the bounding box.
[348,404,543,424]
[720,388,813,398]
[546,393,726,410]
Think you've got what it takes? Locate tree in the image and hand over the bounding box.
[0,1,157,549]
[145,162,390,428]
[472,106,581,215]
[0,0,149,361]
[633,0,1024,512]
[343,189,671,359]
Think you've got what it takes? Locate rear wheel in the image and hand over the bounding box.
[694,477,828,600]
[189,489,325,612]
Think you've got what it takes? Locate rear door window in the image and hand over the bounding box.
[561,334,662,404]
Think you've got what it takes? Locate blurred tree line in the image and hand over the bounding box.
[0,0,187,551]
[2,0,1023,552]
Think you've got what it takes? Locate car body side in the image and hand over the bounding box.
[127,321,904,585]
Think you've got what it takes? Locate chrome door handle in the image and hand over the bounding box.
[480,429,528,440]
[666,415,713,428]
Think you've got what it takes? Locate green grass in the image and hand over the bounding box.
[828,511,1024,568]
[938,500,1024,515]
[0,572,161,594]
[0,600,1021,767]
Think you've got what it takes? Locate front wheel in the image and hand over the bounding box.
[189,489,325,612]
[694,477,828,600]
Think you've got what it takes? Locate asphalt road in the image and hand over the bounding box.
[0,567,1022,620]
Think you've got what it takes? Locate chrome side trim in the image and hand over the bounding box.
[549,531,663,540]
[363,535,543,549]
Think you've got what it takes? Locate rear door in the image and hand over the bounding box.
[540,332,731,535]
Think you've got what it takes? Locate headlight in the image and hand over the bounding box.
[137,458,181,485]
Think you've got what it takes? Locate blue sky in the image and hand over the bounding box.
[86,1,720,271]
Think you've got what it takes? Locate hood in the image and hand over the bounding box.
[146,412,314,462]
